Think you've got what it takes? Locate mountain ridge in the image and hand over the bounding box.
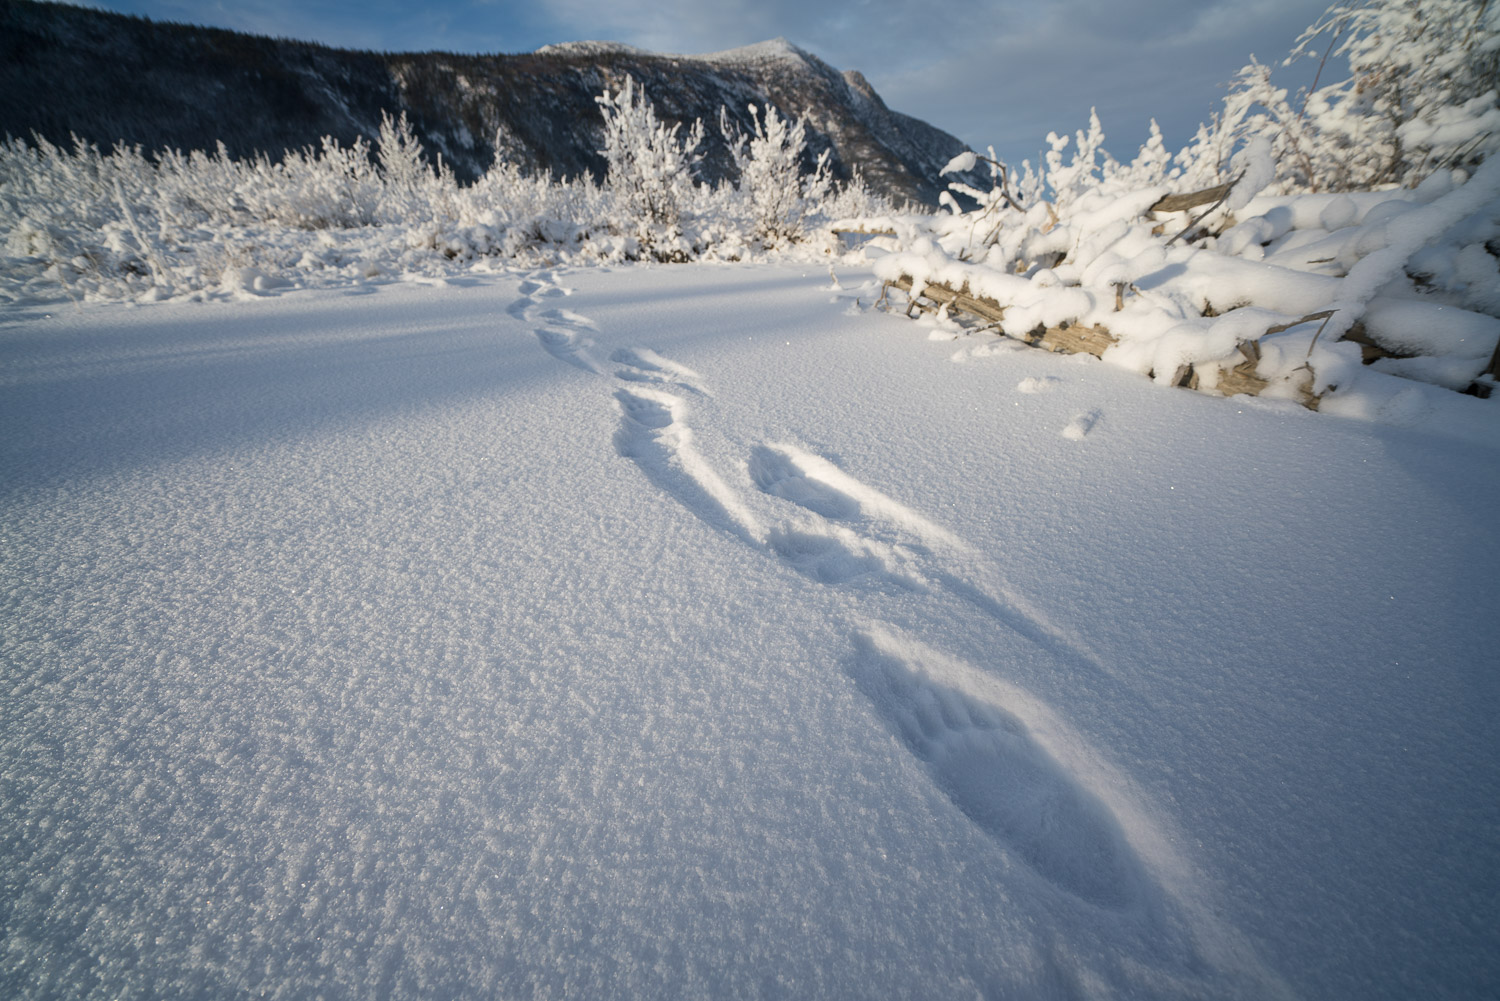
[1,0,978,205]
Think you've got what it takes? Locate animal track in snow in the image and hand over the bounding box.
[748,446,861,520]
[515,276,570,300]
[745,445,932,587]
[614,387,677,432]
[850,629,1141,909]
[750,444,1110,674]
[612,387,762,544]
[749,445,964,551]
[1062,409,1101,440]
[538,307,597,331]
[610,347,709,395]
[609,375,906,585]
[509,272,601,373]
[534,328,602,373]
[764,525,906,586]
[507,274,570,317]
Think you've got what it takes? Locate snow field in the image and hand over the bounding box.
[2,264,1498,999]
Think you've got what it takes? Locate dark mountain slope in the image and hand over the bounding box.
[1,1,978,205]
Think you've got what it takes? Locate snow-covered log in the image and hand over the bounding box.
[885,274,1320,408]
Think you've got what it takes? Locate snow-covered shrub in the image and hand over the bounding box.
[862,0,1500,409]
[0,83,879,304]
[596,78,706,255]
[1173,0,1500,194]
[720,103,832,247]
[0,135,176,299]
[375,111,460,226]
[257,138,384,230]
[1043,111,1120,214]
[1289,0,1500,190]
[819,166,896,225]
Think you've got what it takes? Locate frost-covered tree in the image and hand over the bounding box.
[1177,0,1500,192]
[1043,110,1119,212]
[376,111,457,224]
[1170,60,1304,191]
[596,78,705,249]
[1290,0,1500,188]
[720,103,832,246]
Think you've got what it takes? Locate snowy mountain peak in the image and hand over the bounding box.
[698,37,812,64]
[842,70,889,111]
[532,40,652,58]
[536,36,812,67]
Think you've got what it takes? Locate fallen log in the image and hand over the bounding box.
[1180,353,1319,409]
[886,274,1321,408]
[885,274,1113,360]
[890,275,1005,325]
[831,226,899,253]
[1026,321,1116,359]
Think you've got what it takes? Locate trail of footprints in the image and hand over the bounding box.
[511,270,1146,907]
[852,630,1142,909]
[510,272,602,373]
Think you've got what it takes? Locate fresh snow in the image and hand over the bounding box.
[3,264,1498,1000]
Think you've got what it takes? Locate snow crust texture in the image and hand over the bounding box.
[849,631,1140,910]
[3,265,1498,1001]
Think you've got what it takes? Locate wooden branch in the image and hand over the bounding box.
[1179,351,1317,408]
[1214,359,1318,408]
[1264,309,1337,336]
[1338,322,1409,364]
[1165,172,1242,247]
[888,275,1005,325]
[1471,331,1500,397]
[1264,311,1416,364]
[1149,183,1234,214]
[968,155,1025,212]
[1028,322,1116,359]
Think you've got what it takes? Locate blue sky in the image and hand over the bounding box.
[79,0,1337,169]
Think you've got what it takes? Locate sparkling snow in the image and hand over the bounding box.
[2,264,1497,1000]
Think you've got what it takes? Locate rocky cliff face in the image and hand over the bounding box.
[1,1,978,206]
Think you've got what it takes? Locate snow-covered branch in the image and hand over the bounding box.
[859,0,1500,406]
